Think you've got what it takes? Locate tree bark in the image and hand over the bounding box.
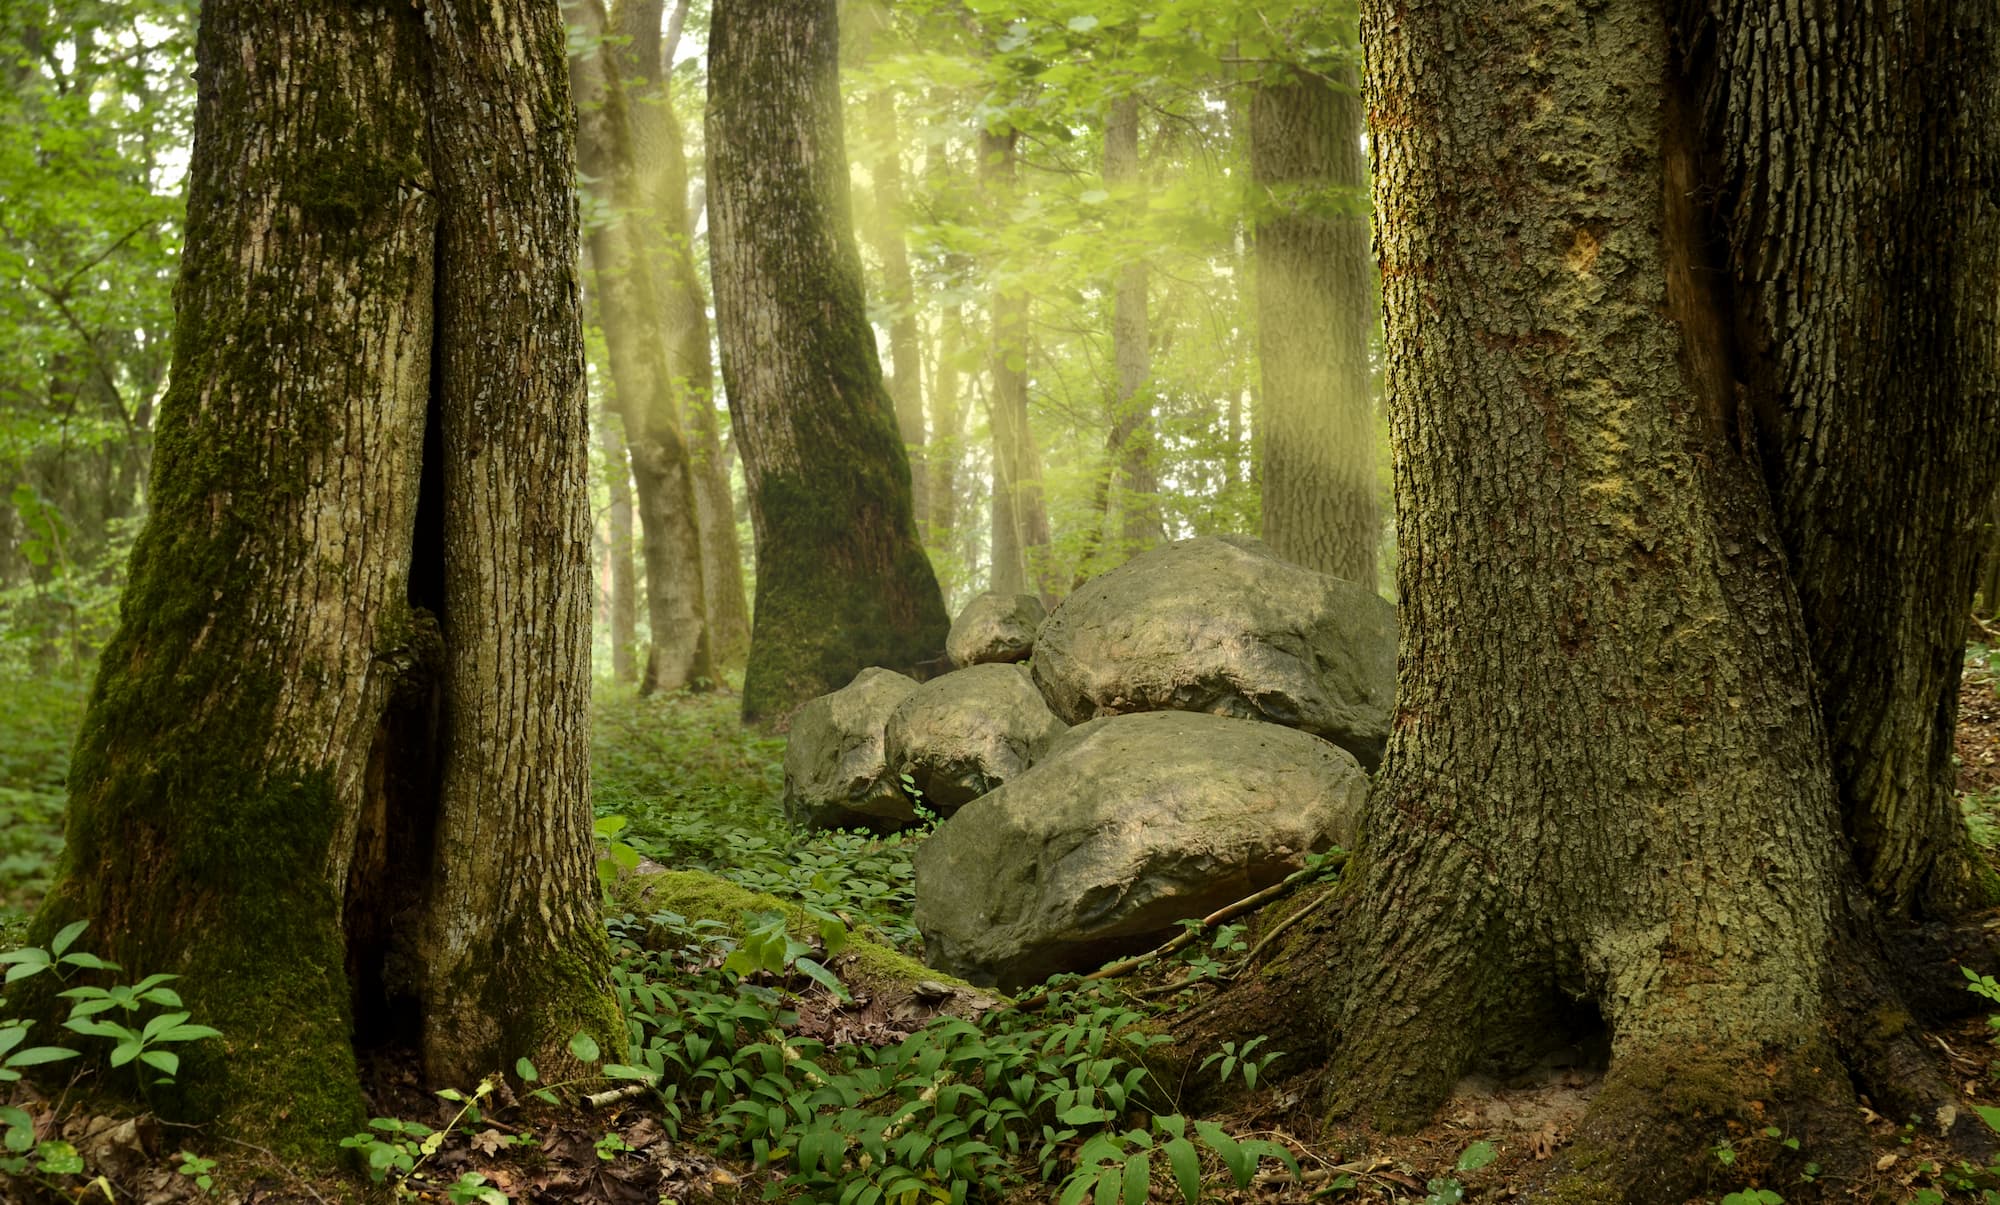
[1684,0,2000,920]
[1174,0,2000,1196]
[1103,92,1162,556]
[1251,64,1377,586]
[610,0,753,667]
[567,0,716,694]
[707,0,949,727]
[29,0,615,1157]
[979,127,1055,603]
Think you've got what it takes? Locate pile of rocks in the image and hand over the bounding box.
[779,536,1398,991]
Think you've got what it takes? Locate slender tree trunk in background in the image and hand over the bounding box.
[567,0,716,694]
[847,4,929,534]
[928,305,964,559]
[707,0,949,727]
[1252,64,1377,585]
[1103,92,1161,556]
[1174,1,1999,1195]
[29,0,615,1156]
[612,0,753,666]
[1686,0,2000,919]
[596,400,641,683]
[979,127,1055,603]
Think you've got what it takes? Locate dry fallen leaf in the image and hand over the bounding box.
[1877,1153,1899,1170]
[470,1128,508,1156]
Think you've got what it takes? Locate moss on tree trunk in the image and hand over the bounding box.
[30,0,616,1159]
[1170,0,2000,1196]
[706,0,950,727]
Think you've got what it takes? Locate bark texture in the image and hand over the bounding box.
[567,0,716,693]
[1682,0,2000,919]
[29,0,615,1157]
[1252,65,1377,586]
[1247,0,2000,1195]
[707,0,949,727]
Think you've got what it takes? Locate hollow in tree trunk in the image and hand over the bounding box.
[29,0,618,1159]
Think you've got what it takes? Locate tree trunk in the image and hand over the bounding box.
[1251,64,1377,586]
[567,0,716,694]
[611,0,753,667]
[856,59,929,531]
[979,127,1056,604]
[1103,92,1161,556]
[29,0,616,1158]
[1685,0,2000,920]
[596,400,641,683]
[928,305,964,559]
[707,0,949,727]
[1174,0,2000,1196]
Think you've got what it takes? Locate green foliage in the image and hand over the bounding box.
[0,674,84,926]
[1,920,222,1182]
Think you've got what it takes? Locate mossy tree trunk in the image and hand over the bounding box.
[567,0,716,694]
[1252,62,1377,586]
[706,0,949,727]
[30,0,617,1159]
[612,0,753,668]
[1174,0,1999,1197]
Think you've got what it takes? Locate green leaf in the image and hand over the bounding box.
[140,1048,179,1077]
[516,1056,539,1082]
[4,1046,78,1068]
[158,1024,222,1043]
[1123,1151,1150,1205]
[1066,15,1100,32]
[1456,1139,1498,1172]
[1060,1105,1115,1126]
[1164,1136,1200,1204]
[1976,1103,2000,1134]
[49,920,87,956]
[569,1031,601,1063]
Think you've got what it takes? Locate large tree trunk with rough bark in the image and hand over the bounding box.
[611,0,753,667]
[28,0,617,1159]
[567,0,715,694]
[1175,1,2000,1198]
[707,0,949,727]
[1252,64,1377,586]
[1685,1,2000,920]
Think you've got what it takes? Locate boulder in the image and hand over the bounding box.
[946,592,1046,668]
[913,711,1366,990]
[781,667,920,831]
[1031,535,1397,768]
[885,663,1067,814]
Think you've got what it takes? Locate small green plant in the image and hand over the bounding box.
[445,1171,508,1205]
[1425,1139,1498,1204]
[175,1150,217,1195]
[1719,1190,1782,1205]
[342,1075,501,1192]
[1199,1036,1282,1091]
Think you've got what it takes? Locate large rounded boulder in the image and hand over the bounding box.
[781,667,920,831]
[885,663,1066,814]
[945,592,1046,668]
[1031,535,1397,768]
[912,711,1366,990]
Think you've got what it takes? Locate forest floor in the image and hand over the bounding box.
[7,658,2000,1204]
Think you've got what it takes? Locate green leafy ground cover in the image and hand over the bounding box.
[6,676,2000,1202]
